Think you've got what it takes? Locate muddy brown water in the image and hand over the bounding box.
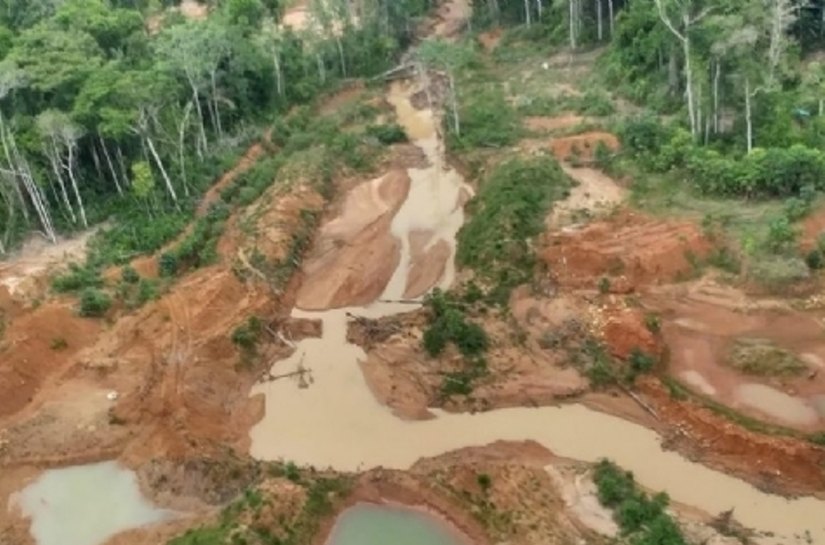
[249,76,825,544]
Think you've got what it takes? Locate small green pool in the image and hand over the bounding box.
[325,503,467,545]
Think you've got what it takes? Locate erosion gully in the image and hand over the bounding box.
[248,73,825,544]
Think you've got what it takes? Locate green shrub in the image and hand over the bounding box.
[422,289,489,358]
[53,263,102,293]
[593,460,686,545]
[598,277,611,294]
[232,316,263,352]
[644,313,661,333]
[594,140,613,168]
[577,90,615,116]
[134,279,160,306]
[158,253,178,277]
[806,249,824,270]
[450,86,521,150]
[365,123,408,144]
[457,156,571,301]
[79,288,112,317]
[619,115,672,156]
[477,473,492,493]
[121,265,140,284]
[765,215,798,253]
[50,337,68,350]
[626,348,656,382]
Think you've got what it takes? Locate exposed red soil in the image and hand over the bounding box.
[542,211,712,291]
[641,279,825,432]
[548,132,619,162]
[637,376,825,496]
[801,205,825,251]
[478,28,503,51]
[524,114,587,133]
[0,153,326,545]
[600,306,663,360]
[0,301,100,418]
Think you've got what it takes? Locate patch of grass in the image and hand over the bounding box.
[50,337,68,350]
[594,459,686,545]
[726,338,808,376]
[457,156,571,303]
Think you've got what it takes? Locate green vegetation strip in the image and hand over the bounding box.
[594,459,686,545]
[456,156,571,304]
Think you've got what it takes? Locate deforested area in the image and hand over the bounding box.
[3,1,825,545]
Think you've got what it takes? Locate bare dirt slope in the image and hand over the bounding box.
[296,170,411,309]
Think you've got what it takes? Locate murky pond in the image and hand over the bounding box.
[12,461,171,545]
[735,383,819,427]
[249,75,825,545]
[325,503,467,545]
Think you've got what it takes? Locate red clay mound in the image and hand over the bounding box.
[543,211,711,291]
[549,132,619,162]
[601,307,662,360]
[0,301,100,417]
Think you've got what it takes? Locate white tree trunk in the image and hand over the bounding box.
[99,136,124,195]
[597,0,603,41]
[316,53,326,83]
[10,131,55,242]
[47,144,76,225]
[684,35,697,137]
[608,0,614,36]
[178,102,193,197]
[0,114,29,224]
[336,37,347,77]
[189,84,208,154]
[448,71,460,137]
[66,142,88,228]
[273,53,284,97]
[713,61,720,134]
[569,0,577,49]
[536,0,542,20]
[745,77,754,153]
[524,0,531,26]
[145,135,180,209]
[116,145,130,188]
[210,70,222,140]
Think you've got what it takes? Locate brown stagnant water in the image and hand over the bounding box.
[249,79,825,544]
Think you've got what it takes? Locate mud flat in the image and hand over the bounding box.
[249,74,825,545]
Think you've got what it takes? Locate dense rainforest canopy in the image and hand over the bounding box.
[0,0,432,255]
[4,0,825,257]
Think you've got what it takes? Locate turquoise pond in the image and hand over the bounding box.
[325,503,467,545]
